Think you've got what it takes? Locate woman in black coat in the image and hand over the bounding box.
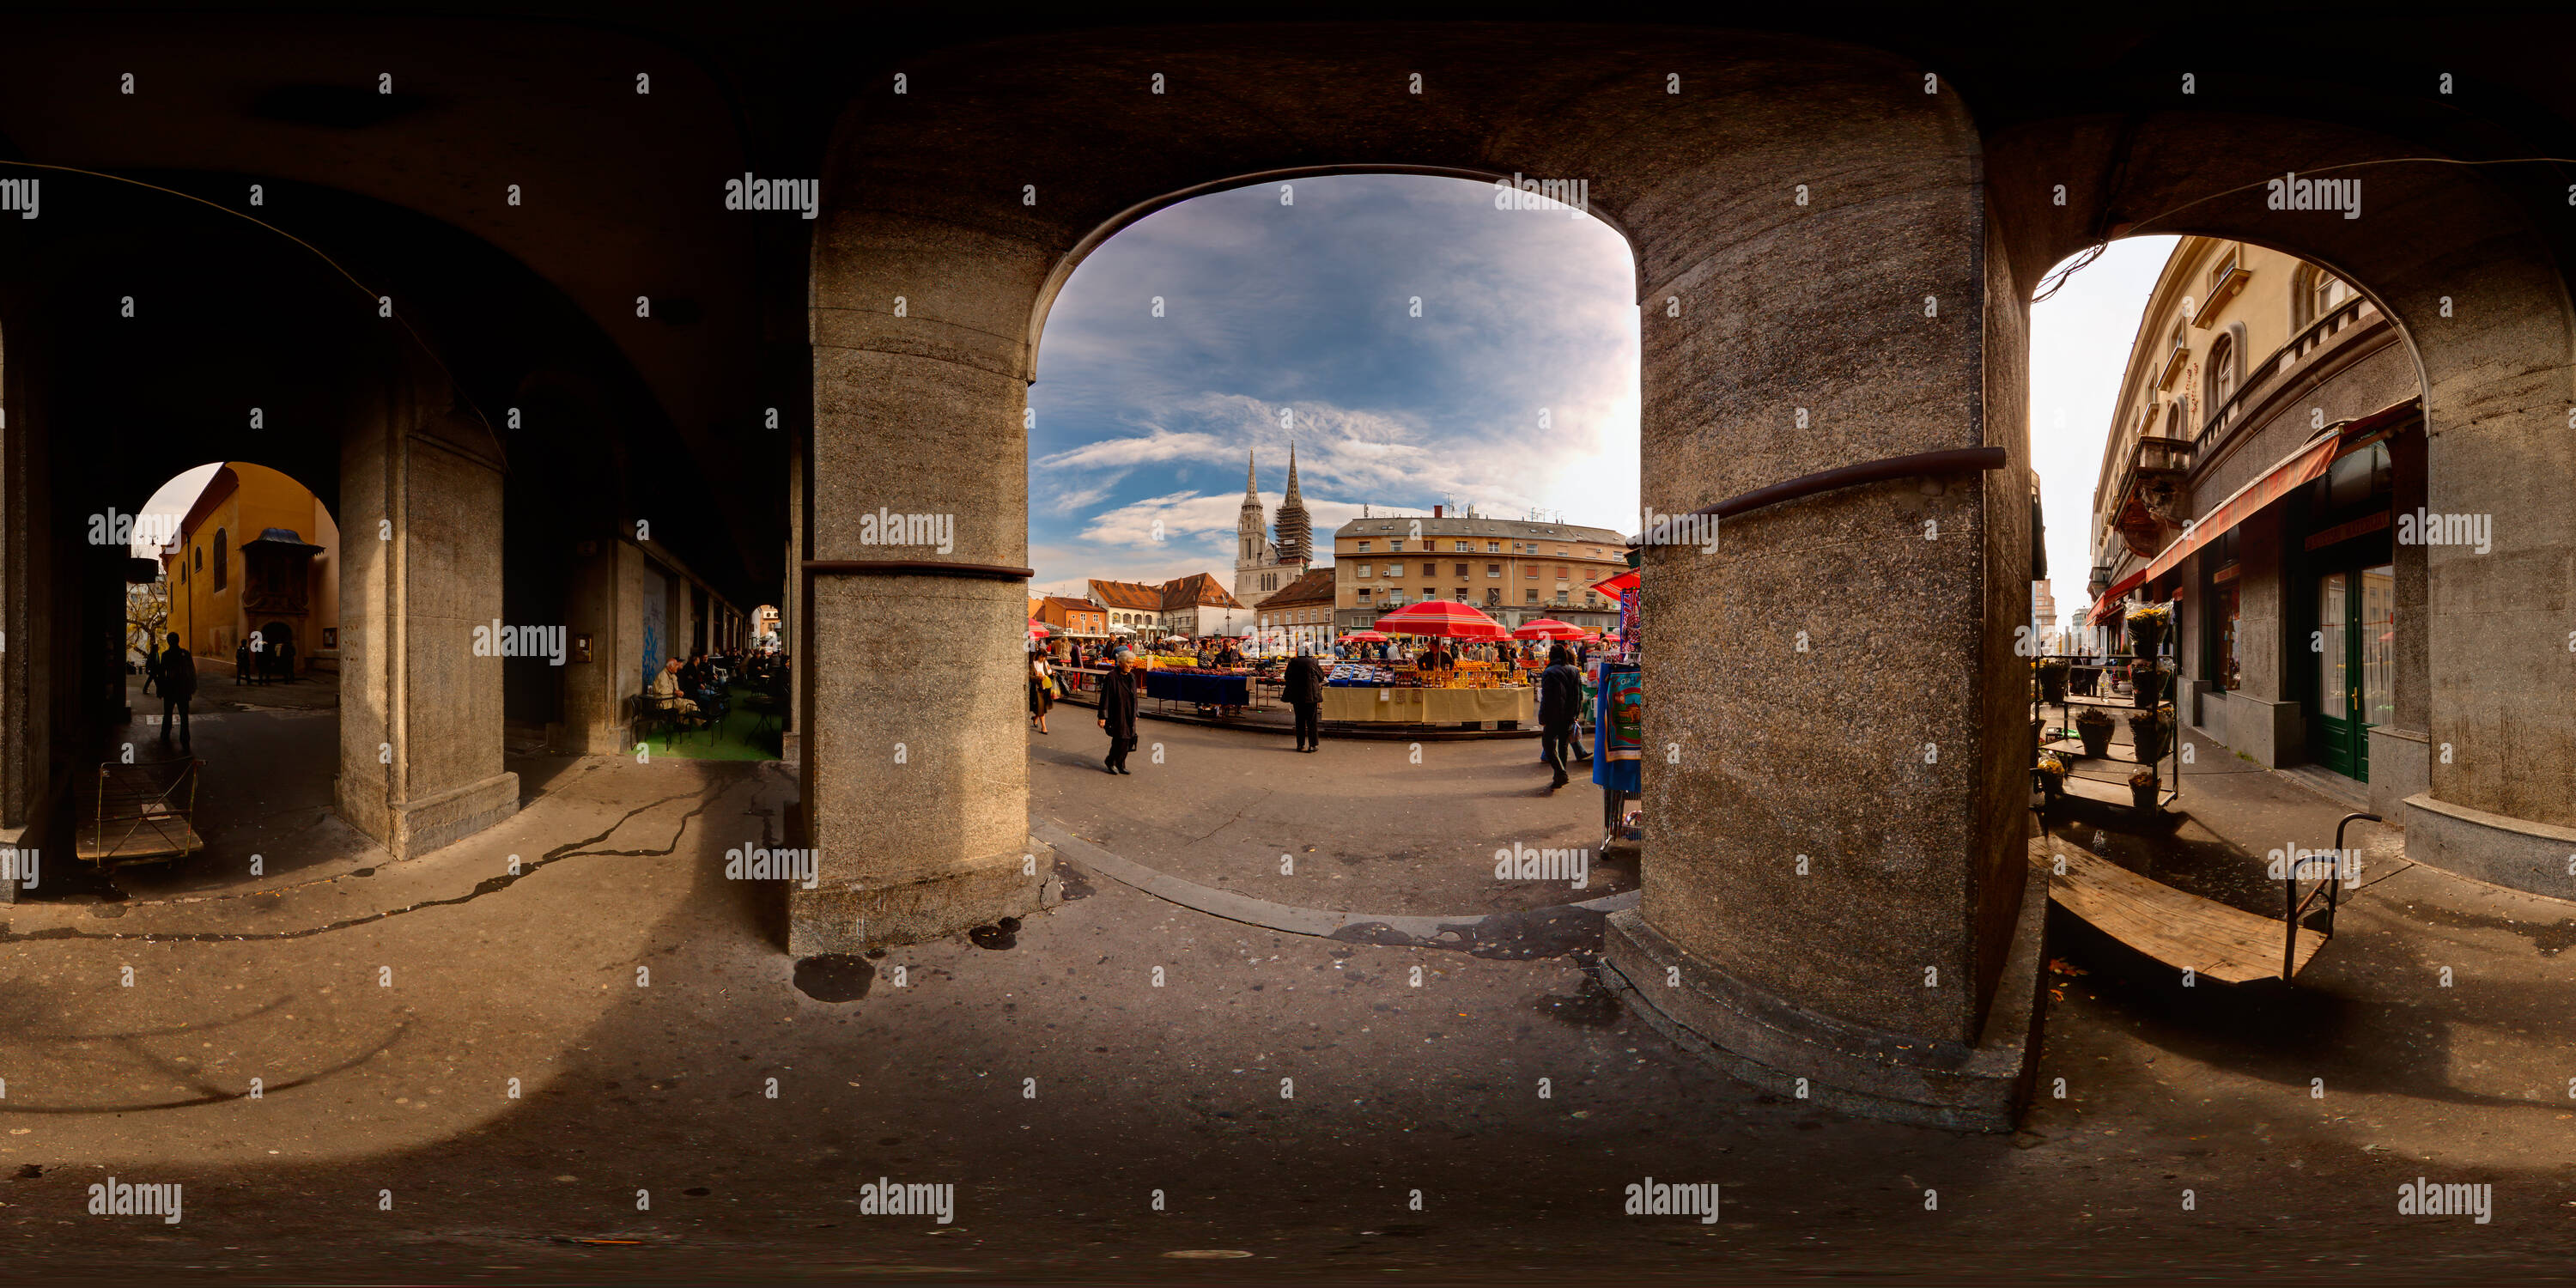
[1097,649,1140,775]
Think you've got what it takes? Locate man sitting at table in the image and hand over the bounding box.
[650,657,699,716]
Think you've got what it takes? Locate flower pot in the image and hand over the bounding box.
[2077,721,2113,759]
[2131,668,2162,708]
[2129,781,2160,811]
[2129,619,2167,658]
[2038,671,2068,705]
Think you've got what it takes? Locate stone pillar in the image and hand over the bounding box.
[793,217,1049,954]
[1601,91,2046,1130]
[0,343,55,904]
[337,358,519,859]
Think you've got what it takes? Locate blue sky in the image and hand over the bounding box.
[2028,236,2179,626]
[1027,174,1640,598]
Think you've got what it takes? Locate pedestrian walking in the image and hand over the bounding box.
[1098,647,1139,775]
[1538,643,1583,789]
[234,641,252,685]
[1029,643,1057,735]
[158,632,196,750]
[142,641,161,696]
[1285,642,1325,752]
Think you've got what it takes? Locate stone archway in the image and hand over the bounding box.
[805,26,2038,1126]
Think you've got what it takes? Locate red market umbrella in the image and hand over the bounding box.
[1511,617,1585,641]
[1027,619,1051,637]
[1340,629,1390,642]
[1375,600,1508,641]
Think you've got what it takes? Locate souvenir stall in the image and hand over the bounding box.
[1591,568,1644,842]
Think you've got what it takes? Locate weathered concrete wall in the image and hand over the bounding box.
[337,357,519,859]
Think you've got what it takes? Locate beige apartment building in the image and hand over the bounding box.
[1331,510,1627,636]
[2086,236,2498,854]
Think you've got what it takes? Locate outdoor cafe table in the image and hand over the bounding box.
[1319,684,1533,725]
[1142,669,1252,707]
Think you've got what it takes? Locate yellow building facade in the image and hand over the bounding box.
[161,462,341,677]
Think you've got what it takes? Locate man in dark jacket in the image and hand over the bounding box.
[234,641,252,685]
[159,632,197,750]
[1538,643,1583,789]
[1284,643,1327,752]
[1097,647,1140,775]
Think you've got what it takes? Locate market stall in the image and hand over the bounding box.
[1327,601,1535,725]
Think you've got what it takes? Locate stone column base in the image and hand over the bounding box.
[337,770,521,861]
[787,840,1057,956]
[1599,860,2049,1133]
[2402,793,2576,901]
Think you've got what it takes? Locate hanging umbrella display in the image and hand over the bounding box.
[1510,617,1584,641]
[1374,599,1508,641]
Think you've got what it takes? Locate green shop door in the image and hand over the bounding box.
[2310,564,2394,781]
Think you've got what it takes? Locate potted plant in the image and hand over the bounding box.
[2035,656,2069,705]
[2126,601,2173,658]
[2130,657,2172,709]
[2128,766,2160,811]
[2037,754,2068,805]
[2074,707,2115,759]
[2127,706,2172,762]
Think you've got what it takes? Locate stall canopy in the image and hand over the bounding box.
[1590,568,1640,596]
[2087,402,2413,625]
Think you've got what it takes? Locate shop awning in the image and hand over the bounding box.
[2087,400,2414,625]
[1590,568,1638,596]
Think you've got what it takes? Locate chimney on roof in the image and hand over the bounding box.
[1432,505,1443,518]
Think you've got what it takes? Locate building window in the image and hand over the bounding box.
[1486,563,1501,578]
[1485,588,1502,606]
[1555,565,1569,580]
[1358,541,1371,552]
[1421,587,1434,600]
[1526,589,1540,604]
[1453,540,1470,552]
[1554,590,1569,605]
[212,530,228,591]
[1454,563,1469,577]
[1358,589,1371,604]
[2211,578,2242,691]
[1357,564,1371,578]
[2293,264,2349,330]
[1486,541,1500,553]
[1422,562,1437,577]
[1454,588,1467,601]
[1388,540,1404,551]
[2207,332,2237,409]
[1524,565,1537,578]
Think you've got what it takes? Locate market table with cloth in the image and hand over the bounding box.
[1142,669,1252,707]
[1319,685,1532,724]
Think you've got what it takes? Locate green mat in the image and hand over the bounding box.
[646,684,784,762]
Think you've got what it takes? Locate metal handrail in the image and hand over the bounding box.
[2284,811,2380,981]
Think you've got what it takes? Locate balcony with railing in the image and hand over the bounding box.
[2193,294,2377,458]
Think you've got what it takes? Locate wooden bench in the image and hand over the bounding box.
[2030,836,2323,984]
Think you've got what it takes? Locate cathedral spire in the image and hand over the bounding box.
[1242,448,1261,507]
[1274,439,1312,567]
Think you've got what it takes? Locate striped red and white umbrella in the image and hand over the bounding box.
[1374,600,1508,641]
[1510,617,1585,641]
[1027,619,1051,637]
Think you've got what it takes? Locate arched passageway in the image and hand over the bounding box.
[800,27,2576,1128]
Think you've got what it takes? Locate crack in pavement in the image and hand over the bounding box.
[0,785,729,945]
